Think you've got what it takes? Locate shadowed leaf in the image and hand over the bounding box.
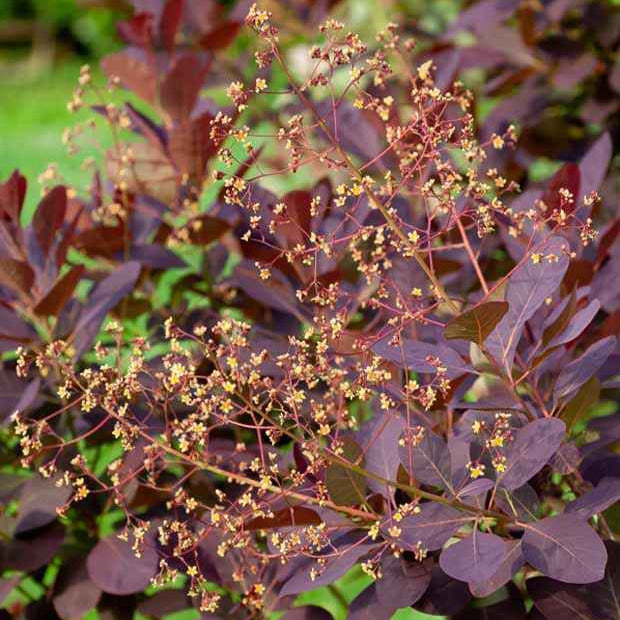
[444,301,509,344]
[325,437,366,506]
[53,560,102,620]
[554,336,617,403]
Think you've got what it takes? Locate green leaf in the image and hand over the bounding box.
[444,301,509,345]
[326,438,366,506]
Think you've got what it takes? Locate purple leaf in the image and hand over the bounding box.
[521,514,607,583]
[444,0,519,37]
[457,478,494,498]
[87,534,159,595]
[468,540,525,598]
[495,485,540,521]
[578,132,613,205]
[279,532,376,596]
[1,522,64,572]
[566,477,620,519]
[230,261,301,317]
[137,590,191,619]
[496,418,566,490]
[544,300,600,351]
[439,531,508,584]
[15,475,72,534]
[314,100,394,170]
[554,336,617,403]
[528,577,595,620]
[375,555,432,608]
[414,564,471,616]
[372,336,471,379]
[486,236,569,373]
[348,584,394,620]
[454,595,526,619]
[72,261,141,358]
[52,560,102,620]
[280,607,333,620]
[391,502,474,551]
[128,244,186,269]
[363,412,406,497]
[549,442,582,475]
[399,428,453,490]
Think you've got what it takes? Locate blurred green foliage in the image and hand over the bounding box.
[0,0,121,58]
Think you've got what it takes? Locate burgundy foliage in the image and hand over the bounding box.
[0,0,619,619]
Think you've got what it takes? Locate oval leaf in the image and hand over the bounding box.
[439,531,508,584]
[86,534,158,595]
[325,437,366,506]
[444,301,509,344]
[496,418,565,490]
[522,514,607,584]
[391,502,474,551]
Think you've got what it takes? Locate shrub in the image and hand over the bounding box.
[0,1,618,619]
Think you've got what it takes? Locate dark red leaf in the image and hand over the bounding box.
[101,50,157,104]
[246,506,321,530]
[540,163,580,216]
[160,0,184,52]
[444,301,509,345]
[32,187,67,257]
[168,112,218,183]
[137,590,191,619]
[0,170,27,222]
[34,265,85,317]
[0,258,34,297]
[186,215,229,245]
[160,55,207,122]
[117,12,154,46]
[199,20,242,50]
[486,236,569,373]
